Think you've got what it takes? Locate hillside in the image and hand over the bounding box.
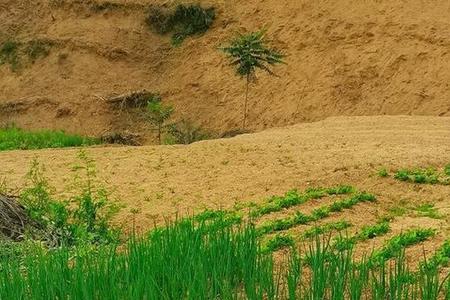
[1,0,450,141]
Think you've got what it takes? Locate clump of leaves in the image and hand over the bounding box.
[370,228,435,265]
[166,119,211,145]
[146,94,174,144]
[262,233,295,253]
[302,220,352,239]
[221,30,285,129]
[358,221,390,240]
[394,168,439,184]
[25,39,52,62]
[146,4,215,45]
[378,168,389,178]
[0,40,20,71]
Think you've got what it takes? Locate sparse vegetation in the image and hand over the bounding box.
[18,154,120,247]
[25,39,52,63]
[222,30,285,129]
[166,119,211,145]
[302,220,352,239]
[0,39,52,71]
[146,4,215,46]
[257,192,376,236]
[0,126,100,151]
[0,40,20,71]
[146,94,174,144]
[415,203,443,219]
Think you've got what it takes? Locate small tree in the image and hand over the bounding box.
[147,94,174,144]
[221,30,285,129]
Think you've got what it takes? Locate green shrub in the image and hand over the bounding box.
[146,4,215,45]
[19,153,120,247]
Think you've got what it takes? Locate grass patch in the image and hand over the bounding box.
[146,4,215,46]
[414,203,443,219]
[0,127,100,151]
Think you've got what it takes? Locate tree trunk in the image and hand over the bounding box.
[157,124,162,144]
[243,74,250,129]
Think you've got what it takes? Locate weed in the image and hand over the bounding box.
[394,168,439,184]
[166,119,211,145]
[370,228,435,265]
[302,220,352,239]
[415,203,443,219]
[262,233,295,252]
[19,154,119,247]
[358,222,390,240]
[147,4,215,45]
[378,168,389,177]
[0,40,20,71]
[25,40,52,62]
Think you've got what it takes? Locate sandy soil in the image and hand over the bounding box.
[0,115,449,234]
[1,0,450,140]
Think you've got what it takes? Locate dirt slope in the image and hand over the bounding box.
[0,116,449,232]
[1,0,450,140]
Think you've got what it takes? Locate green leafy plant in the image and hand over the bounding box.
[146,94,174,144]
[146,4,215,45]
[222,30,285,129]
[415,203,443,219]
[262,233,295,253]
[302,220,352,239]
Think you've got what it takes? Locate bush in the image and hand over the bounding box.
[146,4,215,45]
[19,153,120,247]
[166,119,210,145]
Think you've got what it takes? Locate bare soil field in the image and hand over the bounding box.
[1,116,448,238]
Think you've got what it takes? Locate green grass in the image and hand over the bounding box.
[0,127,100,151]
[0,216,448,299]
[415,203,443,219]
